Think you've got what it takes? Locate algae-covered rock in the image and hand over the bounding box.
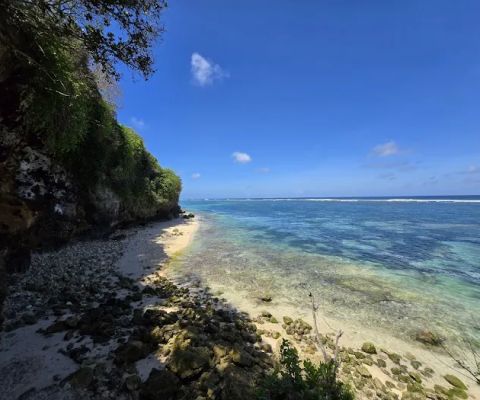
[443,374,467,390]
[230,348,254,367]
[115,340,153,364]
[377,358,387,368]
[141,368,180,400]
[409,371,422,383]
[411,360,422,370]
[362,342,377,354]
[168,346,212,379]
[271,331,281,339]
[283,316,293,325]
[357,365,372,378]
[415,330,443,346]
[261,310,272,318]
[388,352,402,364]
[446,388,468,399]
[354,351,366,359]
[68,366,94,388]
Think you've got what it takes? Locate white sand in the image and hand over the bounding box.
[117,217,199,281]
[0,217,199,400]
[0,318,78,400]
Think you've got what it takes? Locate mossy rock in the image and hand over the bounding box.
[443,375,467,390]
[168,346,212,379]
[388,352,402,364]
[361,342,377,354]
[421,367,434,378]
[410,360,422,370]
[356,365,372,378]
[68,367,94,388]
[434,385,449,395]
[354,351,366,359]
[377,358,387,368]
[409,371,422,383]
[407,382,425,394]
[446,388,468,399]
[391,367,403,375]
[261,311,272,318]
[362,358,373,366]
[271,331,281,339]
[415,330,443,346]
[141,369,180,399]
[283,316,293,325]
[269,316,278,323]
[385,380,396,389]
[260,295,272,302]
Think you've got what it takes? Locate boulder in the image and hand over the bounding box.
[141,369,180,400]
[361,342,377,354]
[68,367,94,389]
[356,365,372,378]
[115,340,153,364]
[168,346,211,379]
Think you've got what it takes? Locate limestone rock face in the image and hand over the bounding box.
[0,127,180,326]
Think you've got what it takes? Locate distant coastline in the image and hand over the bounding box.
[184,195,480,203]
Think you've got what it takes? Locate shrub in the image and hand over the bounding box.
[257,340,354,400]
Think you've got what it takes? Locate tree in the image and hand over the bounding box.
[0,0,168,81]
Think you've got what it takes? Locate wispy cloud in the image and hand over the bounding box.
[130,117,146,130]
[191,172,201,180]
[256,167,270,174]
[232,151,252,164]
[364,160,418,171]
[191,53,228,87]
[460,165,480,174]
[378,172,396,181]
[372,141,400,157]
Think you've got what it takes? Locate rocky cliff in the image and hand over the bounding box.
[0,32,182,325]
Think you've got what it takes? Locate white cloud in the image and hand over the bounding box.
[372,141,400,157]
[130,117,146,130]
[232,151,252,164]
[257,167,270,173]
[192,172,201,179]
[191,52,228,87]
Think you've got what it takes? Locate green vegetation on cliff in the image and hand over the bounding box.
[1,0,181,224]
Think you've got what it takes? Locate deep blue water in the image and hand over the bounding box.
[178,196,480,343]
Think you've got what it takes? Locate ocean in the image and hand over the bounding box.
[175,196,480,347]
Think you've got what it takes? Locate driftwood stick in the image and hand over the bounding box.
[309,292,330,362]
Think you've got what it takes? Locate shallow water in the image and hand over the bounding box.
[176,197,480,346]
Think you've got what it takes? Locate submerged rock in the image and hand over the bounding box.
[259,295,272,303]
[415,330,443,346]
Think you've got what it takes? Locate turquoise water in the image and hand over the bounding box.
[178,197,480,345]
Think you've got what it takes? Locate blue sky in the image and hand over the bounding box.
[117,0,480,198]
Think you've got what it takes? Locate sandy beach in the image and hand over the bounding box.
[0,217,201,400]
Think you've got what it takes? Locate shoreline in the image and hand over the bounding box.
[165,216,480,399]
[0,216,274,400]
[1,215,478,399]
